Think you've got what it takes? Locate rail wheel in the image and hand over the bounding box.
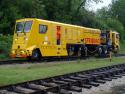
[78,47,81,57]
[114,46,119,54]
[68,46,74,56]
[81,46,87,57]
[97,47,103,57]
[31,49,41,60]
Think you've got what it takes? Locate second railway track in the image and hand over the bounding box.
[1,63,125,94]
[0,54,125,65]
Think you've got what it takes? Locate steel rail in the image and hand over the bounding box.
[0,63,125,94]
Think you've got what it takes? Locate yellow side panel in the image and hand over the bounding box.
[63,26,82,44]
[39,23,67,56]
[40,45,67,56]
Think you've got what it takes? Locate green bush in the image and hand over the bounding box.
[0,35,12,59]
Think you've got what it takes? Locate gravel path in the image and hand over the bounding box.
[72,76,125,94]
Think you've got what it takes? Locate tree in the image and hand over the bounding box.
[0,0,103,35]
[96,5,125,40]
[110,0,125,27]
[0,0,22,34]
[106,18,124,40]
[0,0,46,34]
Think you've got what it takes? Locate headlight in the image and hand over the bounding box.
[24,37,28,41]
[15,38,18,41]
[25,38,28,41]
[21,51,25,54]
[11,50,15,54]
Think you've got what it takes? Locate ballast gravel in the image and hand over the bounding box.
[72,76,125,94]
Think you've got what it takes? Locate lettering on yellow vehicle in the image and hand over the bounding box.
[84,38,100,44]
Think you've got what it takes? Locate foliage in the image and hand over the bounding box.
[96,5,125,40]
[0,0,102,34]
[0,0,46,34]
[0,35,12,59]
[106,18,124,40]
[0,0,125,38]
[109,0,125,40]
[110,0,125,27]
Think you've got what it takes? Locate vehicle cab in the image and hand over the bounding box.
[10,18,34,58]
[101,30,120,53]
[112,31,120,53]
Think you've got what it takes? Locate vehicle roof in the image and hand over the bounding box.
[112,31,119,34]
[16,18,101,32]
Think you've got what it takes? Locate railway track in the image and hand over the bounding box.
[0,57,84,65]
[0,54,125,65]
[0,59,29,65]
[1,63,125,94]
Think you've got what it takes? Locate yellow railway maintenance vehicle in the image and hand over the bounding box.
[10,18,120,60]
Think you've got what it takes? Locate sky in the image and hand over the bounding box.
[88,0,112,12]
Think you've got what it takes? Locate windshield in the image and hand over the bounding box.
[16,22,24,33]
[16,21,32,33]
[24,21,32,32]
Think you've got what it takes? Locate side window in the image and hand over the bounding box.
[39,24,47,33]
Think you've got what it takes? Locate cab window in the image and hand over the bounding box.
[39,25,47,33]
[24,21,32,32]
[116,34,119,39]
[16,21,32,33]
[16,22,24,33]
[101,33,106,38]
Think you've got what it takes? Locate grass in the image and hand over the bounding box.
[119,41,125,54]
[0,57,125,86]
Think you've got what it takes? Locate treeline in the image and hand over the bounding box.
[0,0,125,40]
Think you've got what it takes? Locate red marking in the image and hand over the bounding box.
[85,38,100,44]
[10,54,16,58]
[20,54,28,58]
[10,54,28,58]
[56,26,61,40]
[57,26,61,31]
[57,31,61,39]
